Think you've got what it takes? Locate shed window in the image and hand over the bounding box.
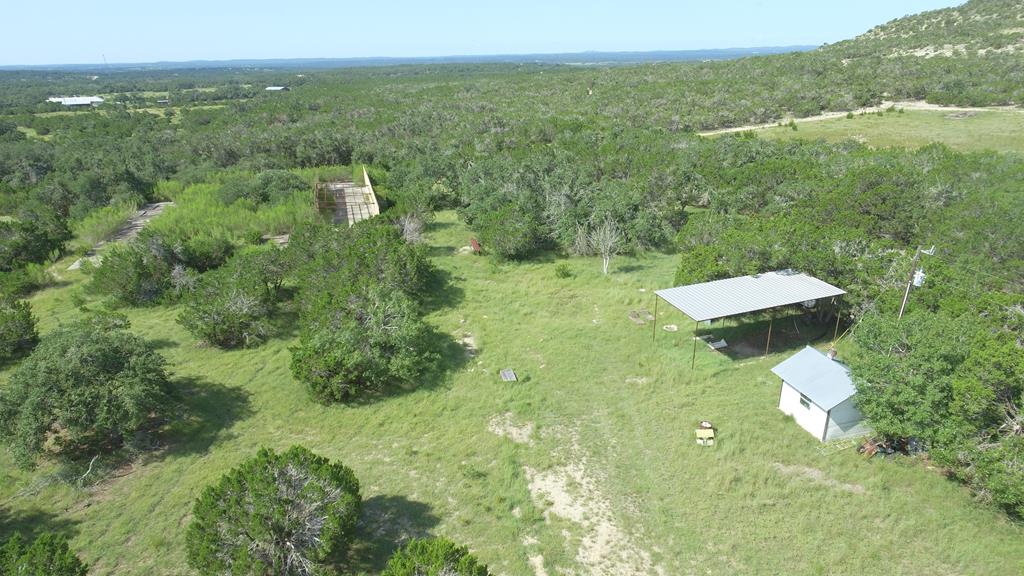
[798,393,811,409]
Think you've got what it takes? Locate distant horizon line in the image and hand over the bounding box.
[0,45,819,71]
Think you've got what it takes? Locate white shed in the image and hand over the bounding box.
[772,346,868,442]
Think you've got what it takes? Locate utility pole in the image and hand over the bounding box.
[898,245,933,320]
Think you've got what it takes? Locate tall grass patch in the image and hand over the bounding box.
[71,201,139,251]
[146,182,317,244]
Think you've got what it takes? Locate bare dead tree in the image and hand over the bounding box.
[588,218,622,275]
[170,264,198,295]
[398,213,424,244]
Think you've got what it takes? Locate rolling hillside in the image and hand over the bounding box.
[829,0,1024,58]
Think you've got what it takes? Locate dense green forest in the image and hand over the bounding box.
[1,0,1023,573]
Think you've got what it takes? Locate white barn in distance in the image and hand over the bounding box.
[46,96,104,106]
[772,346,868,442]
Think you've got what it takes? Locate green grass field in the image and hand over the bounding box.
[15,126,49,141]
[755,109,1024,154]
[2,212,1023,575]
[32,104,227,123]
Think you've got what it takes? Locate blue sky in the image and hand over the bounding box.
[2,0,961,65]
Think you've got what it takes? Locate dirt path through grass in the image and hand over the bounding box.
[67,202,174,270]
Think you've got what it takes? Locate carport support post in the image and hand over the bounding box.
[832,297,841,343]
[691,320,698,369]
[652,295,659,341]
[764,316,774,358]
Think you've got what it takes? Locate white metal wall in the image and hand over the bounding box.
[778,381,829,441]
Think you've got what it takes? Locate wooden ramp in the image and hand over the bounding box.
[314,167,380,227]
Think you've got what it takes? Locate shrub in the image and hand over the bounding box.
[0,532,88,576]
[291,287,435,403]
[297,221,430,301]
[186,446,361,575]
[218,175,261,205]
[176,233,235,272]
[226,245,290,299]
[178,250,283,348]
[88,236,176,305]
[289,222,437,403]
[0,264,52,299]
[0,317,172,466]
[382,538,491,576]
[674,245,725,285]
[474,205,544,260]
[89,231,235,304]
[0,297,38,363]
[0,219,65,272]
[219,170,308,205]
[0,270,34,299]
[255,170,309,204]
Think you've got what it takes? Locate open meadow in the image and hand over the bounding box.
[752,108,1024,154]
[2,211,1022,576]
[2,3,1024,572]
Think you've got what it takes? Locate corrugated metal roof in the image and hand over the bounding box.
[46,96,104,106]
[655,270,845,322]
[771,346,855,410]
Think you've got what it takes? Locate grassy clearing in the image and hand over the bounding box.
[130,105,228,123]
[2,211,1023,575]
[33,110,79,118]
[15,126,49,141]
[32,104,227,122]
[755,109,1024,154]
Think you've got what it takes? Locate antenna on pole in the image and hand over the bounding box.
[897,245,935,320]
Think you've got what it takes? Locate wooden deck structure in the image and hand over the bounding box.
[313,166,380,226]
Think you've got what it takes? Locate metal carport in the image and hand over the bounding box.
[653,270,846,367]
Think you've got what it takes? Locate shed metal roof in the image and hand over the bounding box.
[655,270,845,322]
[46,96,104,106]
[771,346,855,410]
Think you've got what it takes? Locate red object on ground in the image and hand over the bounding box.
[470,238,481,254]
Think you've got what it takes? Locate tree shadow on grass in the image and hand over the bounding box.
[337,495,440,574]
[268,299,301,342]
[0,507,79,543]
[426,244,460,258]
[147,338,179,351]
[420,266,465,315]
[695,312,832,361]
[426,220,456,233]
[616,262,652,274]
[431,326,474,377]
[158,376,254,459]
[18,377,253,493]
